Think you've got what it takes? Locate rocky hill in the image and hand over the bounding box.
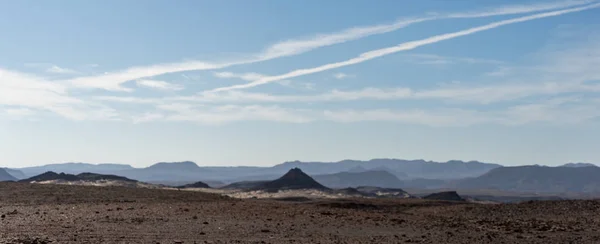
[20,171,137,183]
[256,168,329,192]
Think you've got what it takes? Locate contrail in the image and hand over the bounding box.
[67,1,595,91]
[212,3,600,92]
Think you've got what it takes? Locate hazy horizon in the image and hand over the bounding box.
[2,1,600,168]
[4,158,597,169]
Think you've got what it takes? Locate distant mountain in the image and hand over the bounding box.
[119,161,210,182]
[0,168,18,182]
[457,166,600,193]
[13,158,501,184]
[15,163,134,177]
[20,171,136,183]
[256,168,329,191]
[2,168,26,179]
[146,161,200,171]
[313,170,403,188]
[272,159,500,179]
[401,178,449,189]
[560,163,597,168]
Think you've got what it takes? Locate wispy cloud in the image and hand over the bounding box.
[406,54,504,65]
[63,1,594,91]
[136,79,183,91]
[446,0,594,18]
[117,96,600,126]
[212,4,600,92]
[333,73,355,80]
[213,72,266,81]
[2,108,35,119]
[96,81,600,106]
[0,68,118,120]
[24,63,79,74]
[46,65,78,74]
[151,104,313,124]
[68,61,223,91]
[213,71,313,90]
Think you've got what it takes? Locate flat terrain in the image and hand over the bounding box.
[1,183,600,243]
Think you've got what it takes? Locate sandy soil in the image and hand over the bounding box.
[1,182,600,243]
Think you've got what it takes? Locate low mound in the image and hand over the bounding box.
[355,186,410,198]
[177,181,211,188]
[334,187,363,196]
[20,171,137,183]
[255,168,329,191]
[221,180,268,190]
[423,191,465,201]
[76,172,136,182]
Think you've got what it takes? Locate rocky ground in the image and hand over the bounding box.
[1,182,600,243]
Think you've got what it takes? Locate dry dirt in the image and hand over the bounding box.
[1,182,600,243]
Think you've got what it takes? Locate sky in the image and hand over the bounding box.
[1,0,600,168]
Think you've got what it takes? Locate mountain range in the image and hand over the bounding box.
[457,165,600,193]
[7,159,502,183]
[5,160,600,194]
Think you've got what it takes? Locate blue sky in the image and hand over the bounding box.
[1,0,600,168]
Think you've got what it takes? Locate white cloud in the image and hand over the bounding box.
[446,0,594,18]
[2,108,35,119]
[46,65,78,74]
[68,61,224,91]
[406,54,504,65]
[109,95,600,126]
[62,1,593,91]
[213,72,266,81]
[94,81,600,106]
[154,104,313,124]
[0,68,118,121]
[259,0,592,59]
[333,73,355,80]
[24,63,79,74]
[136,79,183,91]
[212,4,600,92]
[132,112,165,124]
[213,71,313,90]
[323,96,600,126]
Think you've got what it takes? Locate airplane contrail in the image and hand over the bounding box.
[67,1,595,91]
[212,3,600,92]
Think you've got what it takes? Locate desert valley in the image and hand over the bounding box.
[1,160,600,243]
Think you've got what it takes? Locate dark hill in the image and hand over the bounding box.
[76,172,137,182]
[256,168,329,191]
[313,170,403,188]
[0,168,18,182]
[16,163,134,177]
[177,181,211,188]
[457,165,600,193]
[423,191,465,201]
[20,171,137,183]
